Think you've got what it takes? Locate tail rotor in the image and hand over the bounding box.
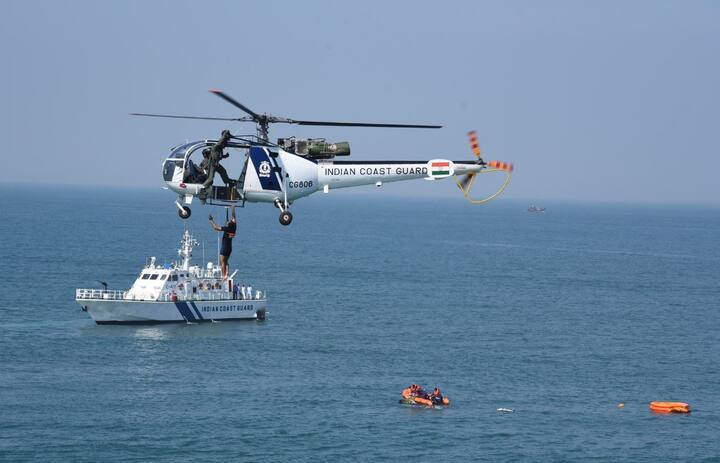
[456,131,514,204]
[468,130,485,164]
[487,160,514,172]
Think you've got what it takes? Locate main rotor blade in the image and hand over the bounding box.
[129,113,249,122]
[208,89,260,120]
[292,120,442,129]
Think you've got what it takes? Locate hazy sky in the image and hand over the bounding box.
[1,1,718,203]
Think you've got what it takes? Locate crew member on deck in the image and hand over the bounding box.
[209,206,236,279]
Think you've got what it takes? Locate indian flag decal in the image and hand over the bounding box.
[431,162,450,175]
[427,159,454,178]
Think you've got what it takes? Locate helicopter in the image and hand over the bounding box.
[132,89,514,225]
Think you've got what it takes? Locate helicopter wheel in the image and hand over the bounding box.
[178,206,192,219]
[279,211,293,226]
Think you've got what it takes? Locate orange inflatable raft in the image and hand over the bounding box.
[401,387,449,407]
[649,402,690,414]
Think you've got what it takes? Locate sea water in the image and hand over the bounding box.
[1,185,719,462]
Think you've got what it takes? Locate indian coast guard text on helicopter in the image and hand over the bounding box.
[321,166,428,177]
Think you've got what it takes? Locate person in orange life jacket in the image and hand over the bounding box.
[209,206,236,279]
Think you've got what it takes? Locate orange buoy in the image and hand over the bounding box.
[650,402,690,413]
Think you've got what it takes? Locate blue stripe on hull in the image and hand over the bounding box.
[189,301,204,320]
[174,302,196,321]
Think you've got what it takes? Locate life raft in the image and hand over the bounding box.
[400,387,449,407]
[649,402,690,414]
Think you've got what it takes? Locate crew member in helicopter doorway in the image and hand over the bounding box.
[209,205,236,279]
[202,129,234,191]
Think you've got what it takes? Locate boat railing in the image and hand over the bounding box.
[156,290,267,302]
[76,289,128,300]
[76,288,266,302]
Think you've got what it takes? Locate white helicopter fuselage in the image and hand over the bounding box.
[162,141,504,225]
[165,145,481,204]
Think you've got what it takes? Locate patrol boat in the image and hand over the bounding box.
[76,230,266,324]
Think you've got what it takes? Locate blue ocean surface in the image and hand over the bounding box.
[1,184,719,462]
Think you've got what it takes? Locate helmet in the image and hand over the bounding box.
[202,148,210,156]
[221,129,231,139]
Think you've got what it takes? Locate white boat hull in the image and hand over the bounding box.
[77,298,267,325]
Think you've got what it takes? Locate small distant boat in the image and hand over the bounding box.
[528,205,546,213]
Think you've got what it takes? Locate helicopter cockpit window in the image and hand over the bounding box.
[168,143,196,160]
[163,143,203,182]
[163,159,184,182]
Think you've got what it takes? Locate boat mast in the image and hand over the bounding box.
[178,230,198,270]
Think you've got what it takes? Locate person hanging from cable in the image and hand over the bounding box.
[209,206,236,280]
[202,129,235,192]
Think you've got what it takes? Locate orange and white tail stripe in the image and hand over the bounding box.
[467,131,482,159]
[487,160,514,172]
